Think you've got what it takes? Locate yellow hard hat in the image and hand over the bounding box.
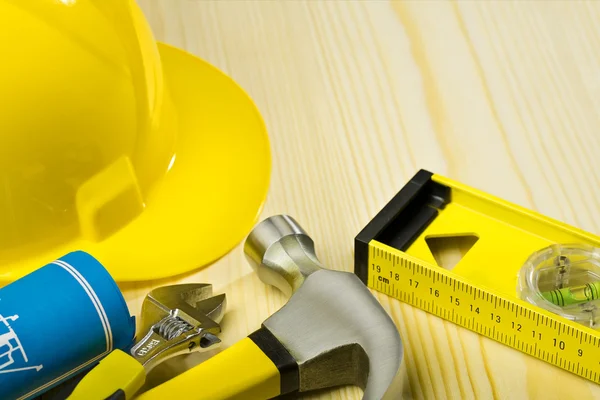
[0,0,271,282]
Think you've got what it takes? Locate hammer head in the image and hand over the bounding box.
[244,215,403,399]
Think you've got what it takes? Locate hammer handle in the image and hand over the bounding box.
[136,337,282,400]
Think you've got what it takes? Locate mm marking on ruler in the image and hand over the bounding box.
[368,240,600,385]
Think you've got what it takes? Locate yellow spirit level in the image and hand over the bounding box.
[355,170,600,383]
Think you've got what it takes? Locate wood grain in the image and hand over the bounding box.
[129,1,600,398]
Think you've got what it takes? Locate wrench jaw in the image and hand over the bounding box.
[138,284,224,335]
[130,284,226,373]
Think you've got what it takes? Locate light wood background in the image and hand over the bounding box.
[127,1,600,399]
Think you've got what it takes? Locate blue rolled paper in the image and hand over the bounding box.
[0,251,135,399]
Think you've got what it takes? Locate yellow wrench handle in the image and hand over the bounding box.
[68,350,146,400]
[136,337,282,400]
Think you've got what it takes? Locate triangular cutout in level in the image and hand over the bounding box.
[425,234,479,271]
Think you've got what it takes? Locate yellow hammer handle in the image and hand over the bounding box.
[68,350,146,400]
[135,337,281,400]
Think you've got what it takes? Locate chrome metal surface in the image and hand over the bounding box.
[157,316,193,340]
[131,284,226,372]
[140,283,225,336]
[245,215,323,297]
[245,215,403,399]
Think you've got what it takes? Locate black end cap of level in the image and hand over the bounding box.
[249,327,299,396]
[354,169,450,285]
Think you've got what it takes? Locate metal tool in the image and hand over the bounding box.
[69,283,226,400]
[137,215,403,400]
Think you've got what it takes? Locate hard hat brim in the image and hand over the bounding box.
[95,43,272,281]
[4,43,271,283]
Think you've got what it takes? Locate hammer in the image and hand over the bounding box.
[137,215,403,399]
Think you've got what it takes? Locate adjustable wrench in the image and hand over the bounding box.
[69,283,226,400]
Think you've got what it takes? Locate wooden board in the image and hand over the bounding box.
[128,1,600,398]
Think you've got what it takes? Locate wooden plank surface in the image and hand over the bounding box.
[129,1,600,398]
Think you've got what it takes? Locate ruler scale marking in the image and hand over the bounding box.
[367,241,600,385]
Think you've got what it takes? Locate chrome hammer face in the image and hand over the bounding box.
[244,215,403,399]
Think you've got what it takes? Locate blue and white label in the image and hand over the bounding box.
[0,314,43,375]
